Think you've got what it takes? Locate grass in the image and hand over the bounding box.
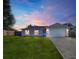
[4,36,63,59]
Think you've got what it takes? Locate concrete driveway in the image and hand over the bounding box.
[49,37,76,59]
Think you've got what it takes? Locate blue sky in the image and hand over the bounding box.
[10,0,76,30]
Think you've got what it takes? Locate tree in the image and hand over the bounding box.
[3,0,15,29]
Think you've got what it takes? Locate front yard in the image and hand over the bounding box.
[3,36,63,59]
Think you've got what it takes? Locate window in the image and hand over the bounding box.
[25,30,29,35]
[34,30,39,36]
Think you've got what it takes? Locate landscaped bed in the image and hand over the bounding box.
[3,36,63,59]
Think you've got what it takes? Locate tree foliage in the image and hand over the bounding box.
[3,0,15,29]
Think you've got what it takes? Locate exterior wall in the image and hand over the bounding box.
[46,29,50,37]
[3,30,15,36]
[21,30,26,36]
[3,30,7,36]
[39,29,43,36]
[48,28,68,37]
[23,28,46,37]
[39,28,46,37]
[29,29,34,36]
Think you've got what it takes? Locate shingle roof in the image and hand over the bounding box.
[49,23,68,28]
[4,27,17,31]
[22,25,48,30]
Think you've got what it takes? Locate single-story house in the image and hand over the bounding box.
[63,23,76,37]
[69,26,76,37]
[3,28,16,36]
[21,23,75,37]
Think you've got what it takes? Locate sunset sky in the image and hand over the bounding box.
[10,0,76,30]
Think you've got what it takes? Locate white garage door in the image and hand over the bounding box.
[48,28,67,37]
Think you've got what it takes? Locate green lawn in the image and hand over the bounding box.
[4,36,63,59]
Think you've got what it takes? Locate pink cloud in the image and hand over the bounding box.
[15,10,57,26]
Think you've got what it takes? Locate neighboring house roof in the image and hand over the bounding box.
[49,23,68,28]
[4,27,17,31]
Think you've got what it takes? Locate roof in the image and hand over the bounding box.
[22,23,74,30]
[4,28,14,30]
[4,27,17,31]
[22,25,48,30]
[49,23,68,28]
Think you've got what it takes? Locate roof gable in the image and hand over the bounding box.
[49,23,67,28]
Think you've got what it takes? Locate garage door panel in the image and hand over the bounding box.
[49,28,66,37]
